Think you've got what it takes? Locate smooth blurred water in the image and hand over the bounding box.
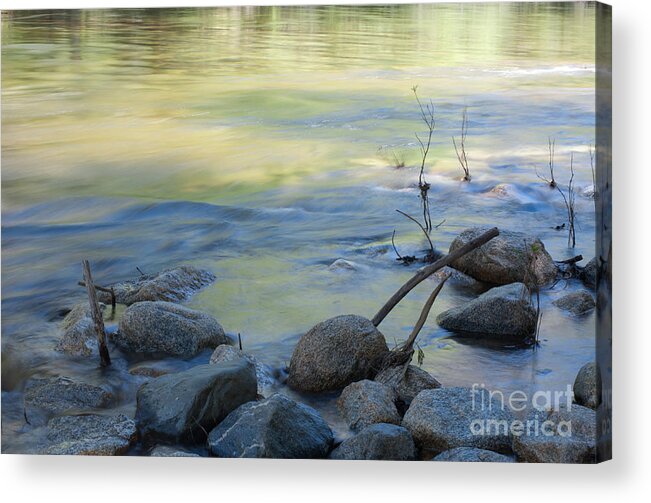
[1,4,598,453]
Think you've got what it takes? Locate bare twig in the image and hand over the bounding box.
[396,209,434,256]
[536,137,557,188]
[452,107,471,181]
[556,153,577,248]
[81,260,111,367]
[412,85,435,231]
[78,281,116,311]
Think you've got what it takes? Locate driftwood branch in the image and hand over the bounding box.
[81,260,111,367]
[78,281,116,310]
[371,227,499,326]
[555,255,583,265]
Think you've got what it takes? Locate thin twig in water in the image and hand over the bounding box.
[536,137,557,188]
[396,209,434,257]
[411,85,435,231]
[452,107,471,182]
[556,152,577,248]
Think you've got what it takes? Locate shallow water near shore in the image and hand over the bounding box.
[2,4,597,454]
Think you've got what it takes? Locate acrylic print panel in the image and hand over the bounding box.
[0,2,612,462]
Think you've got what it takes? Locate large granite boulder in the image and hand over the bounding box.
[287,315,389,392]
[573,362,601,410]
[402,387,513,458]
[115,301,227,356]
[54,303,105,357]
[136,360,257,444]
[97,265,215,305]
[207,393,333,459]
[329,423,417,461]
[149,445,200,457]
[553,291,595,315]
[24,376,113,419]
[436,283,537,340]
[449,227,557,285]
[374,365,441,406]
[337,380,400,431]
[432,447,515,463]
[44,414,137,455]
[512,405,596,463]
[209,344,275,396]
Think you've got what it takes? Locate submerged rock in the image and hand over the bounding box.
[337,380,400,431]
[54,302,105,357]
[579,257,598,289]
[136,360,257,444]
[512,405,596,463]
[436,283,537,340]
[115,301,227,356]
[374,365,441,406]
[330,423,416,461]
[402,387,513,458]
[432,447,515,463]
[449,227,557,286]
[128,365,170,379]
[24,376,113,417]
[44,414,137,455]
[553,290,596,315]
[574,362,601,410]
[328,259,359,272]
[149,445,200,457]
[209,344,275,395]
[97,265,215,305]
[287,315,389,392]
[207,393,333,459]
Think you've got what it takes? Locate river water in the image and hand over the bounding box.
[2,4,598,453]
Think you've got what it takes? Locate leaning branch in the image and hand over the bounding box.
[81,260,111,367]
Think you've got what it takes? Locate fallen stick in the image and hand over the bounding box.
[371,226,499,326]
[555,255,583,265]
[81,260,111,367]
[78,281,116,310]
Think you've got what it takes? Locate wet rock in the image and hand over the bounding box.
[97,265,215,305]
[574,362,601,410]
[553,290,595,315]
[374,365,441,406]
[579,257,598,289]
[337,380,400,431]
[287,315,389,392]
[207,393,333,459]
[149,445,200,457]
[330,423,417,461]
[115,301,227,356]
[432,266,483,289]
[512,405,596,463]
[209,344,275,396]
[136,360,257,444]
[24,376,113,417]
[54,302,105,357]
[432,447,515,463]
[402,387,513,458]
[328,259,359,272]
[128,366,170,378]
[44,414,137,455]
[449,227,557,286]
[436,283,537,340]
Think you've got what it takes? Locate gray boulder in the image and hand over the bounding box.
[209,344,275,395]
[574,362,601,410]
[436,283,537,340]
[149,445,200,457]
[115,301,227,356]
[136,360,257,444]
[97,265,215,305]
[24,376,112,417]
[553,290,595,315]
[449,227,557,285]
[54,303,105,357]
[330,423,417,461]
[44,414,137,455]
[287,315,389,392]
[579,257,598,289]
[512,405,596,463]
[328,259,359,272]
[337,380,400,431]
[207,393,333,459]
[432,447,515,463]
[402,387,513,458]
[374,365,441,406]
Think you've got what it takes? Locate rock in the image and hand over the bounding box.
[287,315,389,392]
[402,387,513,458]
[207,393,333,459]
[97,265,215,305]
[574,362,601,410]
[24,376,113,416]
[579,257,598,289]
[337,380,400,431]
[129,366,170,378]
[512,405,596,463]
[449,227,557,286]
[553,291,595,315]
[374,365,441,406]
[149,445,200,457]
[115,301,227,356]
[209,345,275,395]
[432,447,515,462]
[330,423,416,461]
[436,283,537,340]
[433,266,483,289]
[328,259,358,272]
[44,414,137,455]
[136,360,257,444]
[54,303,105,357]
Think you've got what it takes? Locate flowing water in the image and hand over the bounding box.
[1,3,598,453]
